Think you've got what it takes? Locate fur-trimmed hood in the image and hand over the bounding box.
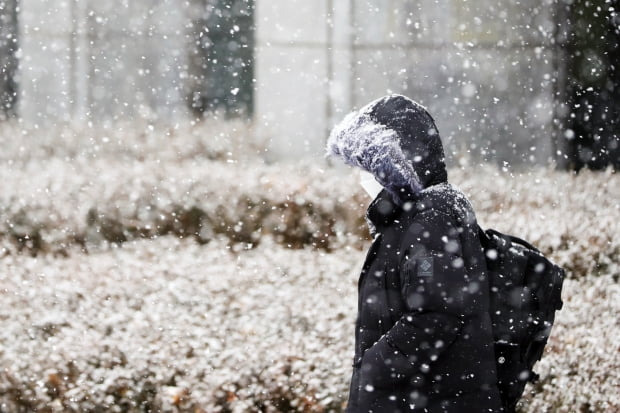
[325,94,448,205]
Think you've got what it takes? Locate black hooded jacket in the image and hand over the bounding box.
[326,95,503,412]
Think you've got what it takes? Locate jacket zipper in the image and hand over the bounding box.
[358,233,383,293]
[354,233,383,363]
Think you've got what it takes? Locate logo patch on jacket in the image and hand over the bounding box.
[417,257,433,277]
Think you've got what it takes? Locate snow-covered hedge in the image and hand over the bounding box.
[1,152,617,279]
[0,119,264,163]
[0,236,617,412]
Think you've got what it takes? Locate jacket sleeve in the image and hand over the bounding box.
[359,209,468,388]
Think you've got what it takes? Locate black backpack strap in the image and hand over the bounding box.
[477,224,491,248]
[484,228,541,254]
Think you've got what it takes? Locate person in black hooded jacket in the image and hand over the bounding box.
[325,94,503,413]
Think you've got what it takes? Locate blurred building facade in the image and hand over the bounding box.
[0,0,617,168]
[255,0,561,167]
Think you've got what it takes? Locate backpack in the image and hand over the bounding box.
[477,226,565,412]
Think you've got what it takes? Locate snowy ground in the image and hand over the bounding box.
[1,235,618,412]
[0,236,357,412]
[0,130,618,412]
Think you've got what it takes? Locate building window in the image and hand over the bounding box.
[187,0,254,118]
[562,0,620,170]
[0,0,18,119]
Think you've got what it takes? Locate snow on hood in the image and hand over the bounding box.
[325,94,448,205]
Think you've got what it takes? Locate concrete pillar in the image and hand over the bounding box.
[18,0,74,124]
[254,0,333,161]
[85,0,189,121]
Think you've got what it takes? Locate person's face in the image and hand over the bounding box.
[358,169,383,199]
